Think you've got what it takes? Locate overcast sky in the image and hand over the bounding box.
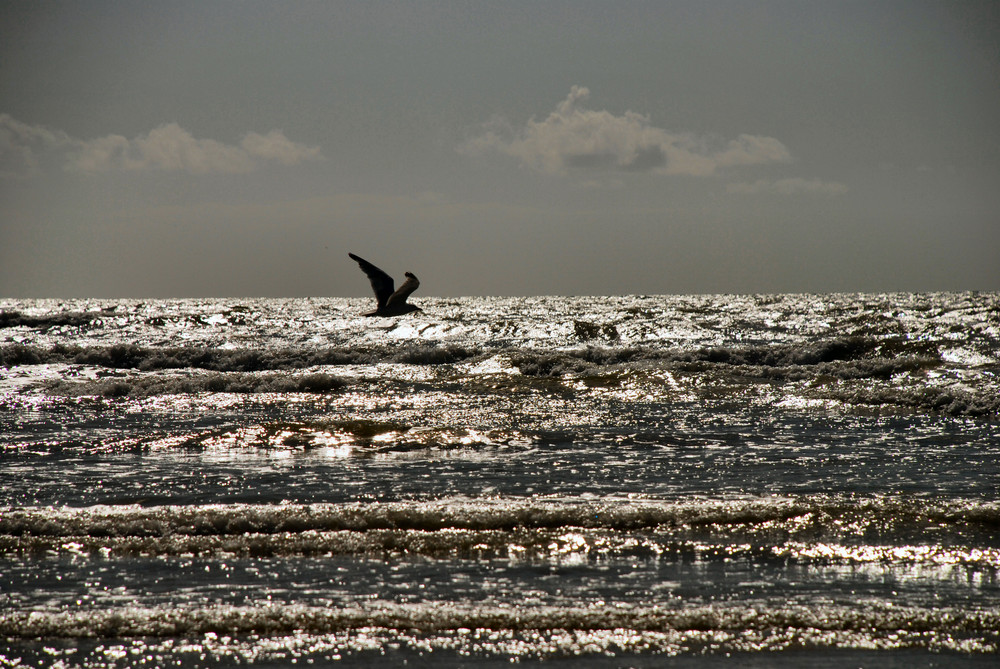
[2,1,998,298]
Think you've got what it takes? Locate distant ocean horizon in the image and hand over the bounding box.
[2,292,998,667]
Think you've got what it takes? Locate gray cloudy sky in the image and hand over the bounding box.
[2,0,998,298]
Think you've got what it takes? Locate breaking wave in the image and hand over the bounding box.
[0,335,947,374]
[43,372,346,398]
[6,335,997,416]
[3,497,997,561]
[0,310,97,330]
[3,601,998,648]
[0,342,476,371]
[6,496,997,535]
[509,336,944,381]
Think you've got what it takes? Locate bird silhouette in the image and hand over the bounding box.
[348,253,422,316]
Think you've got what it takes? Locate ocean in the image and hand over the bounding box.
[1,292,998,667]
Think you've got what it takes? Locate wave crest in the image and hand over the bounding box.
[2,602,998,655]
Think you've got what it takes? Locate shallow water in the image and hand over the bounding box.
[2,293,999,666]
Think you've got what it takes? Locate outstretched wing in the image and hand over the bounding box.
[386,271,419,308]
[349,253,394,309]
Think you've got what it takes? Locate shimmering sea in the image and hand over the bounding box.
[2,293,999,667]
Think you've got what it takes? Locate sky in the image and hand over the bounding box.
[1,0,998,298]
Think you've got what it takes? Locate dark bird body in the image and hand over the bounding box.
[349,253,422,316]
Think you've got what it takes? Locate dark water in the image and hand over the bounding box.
[1,293,999,666]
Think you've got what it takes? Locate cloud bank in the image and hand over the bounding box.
[461,86,792,177]
[0,114,322,176]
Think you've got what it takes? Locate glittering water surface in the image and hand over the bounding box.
[1,293,999,666]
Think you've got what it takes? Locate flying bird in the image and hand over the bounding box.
[348,253,422,316]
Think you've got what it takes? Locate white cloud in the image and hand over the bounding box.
[69,133,134,173]
[239,129,324,166]
[0,115,322,176]
[461,86,792,177]
[71,123,323,174]
[727,177,849,196]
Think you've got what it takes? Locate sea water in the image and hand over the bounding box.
[1,293,998,667]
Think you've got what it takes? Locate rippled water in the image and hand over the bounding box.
[2,293,999,666]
